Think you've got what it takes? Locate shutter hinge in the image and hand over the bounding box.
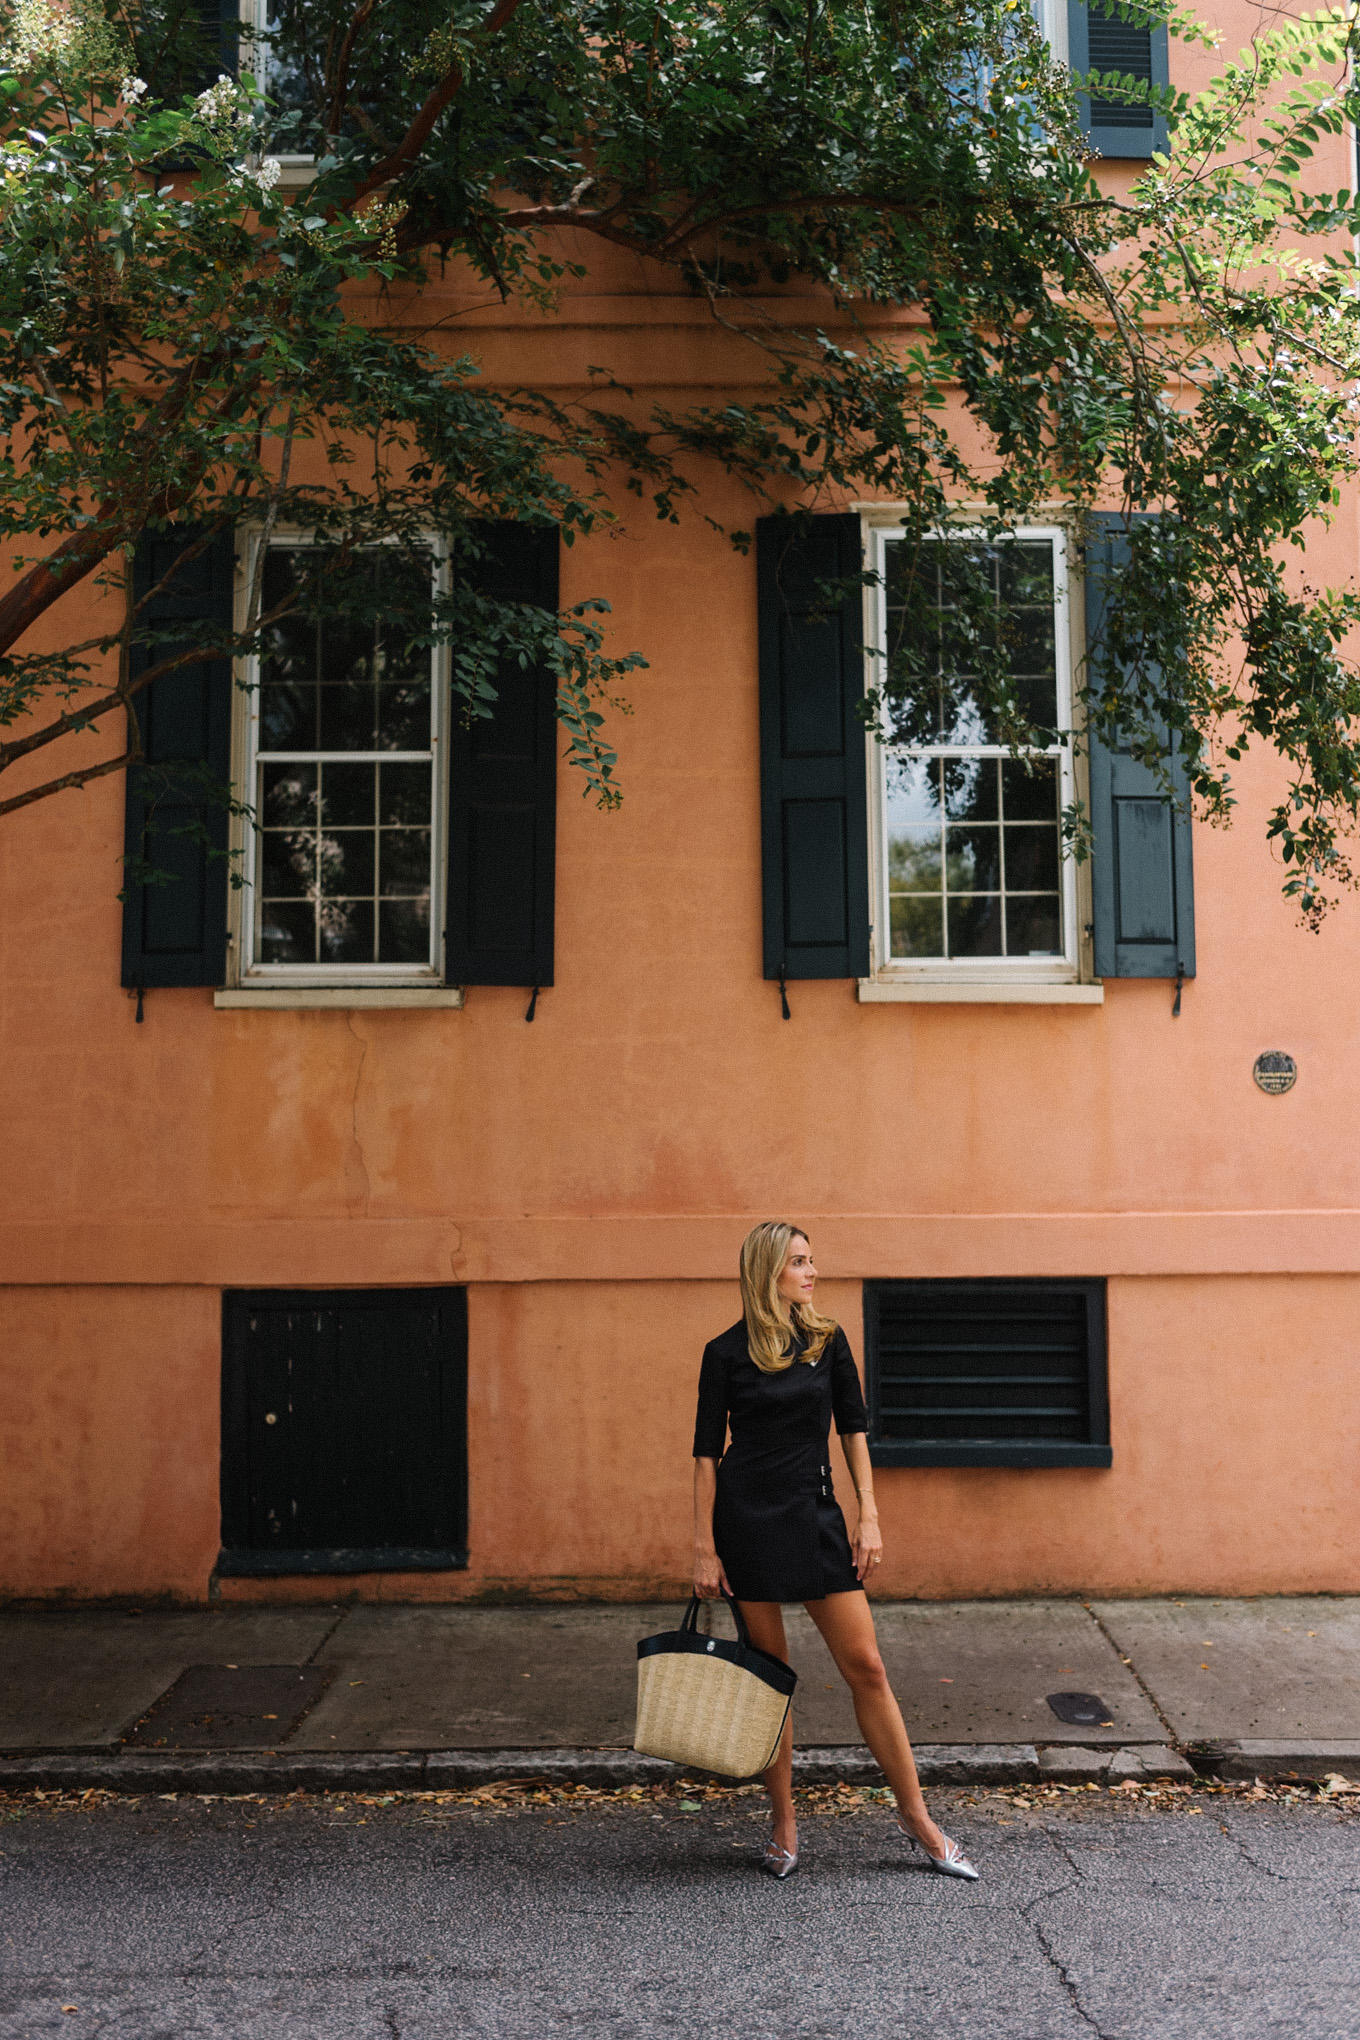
[525,985,540,1023]
[134,986,145,1024]
[778,967,791,1021]
[1171,964,1184,1018]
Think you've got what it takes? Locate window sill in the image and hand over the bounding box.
[869,1443,1112,1469]
[858,979,1104,1005]
[215,1546,468,1577]
[215,987,465,1010]
[274,159,316,191]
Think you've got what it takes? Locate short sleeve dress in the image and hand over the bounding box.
[692,1318,869,1603]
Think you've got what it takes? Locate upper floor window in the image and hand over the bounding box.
[868,526,1078,979]
[241,540,446,982]
[239,0,313,167]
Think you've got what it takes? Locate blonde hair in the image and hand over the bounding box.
[740,1221,837,1374]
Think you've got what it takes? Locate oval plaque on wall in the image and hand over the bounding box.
[1253,1051,1297,1095]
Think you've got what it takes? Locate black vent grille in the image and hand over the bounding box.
[865,1279,1110,1468]
[1088,13,1155,130]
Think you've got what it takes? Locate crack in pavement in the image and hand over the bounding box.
[1215,1814,1293,1883]
[303,1608,351,1668]
[1024,1847,1112,2040]
[1081,1604,1180,1744]
[1042,1825,1084,1878]
[1029,1913,1119,2040]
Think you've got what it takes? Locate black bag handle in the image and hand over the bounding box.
[680,1589,753,1651]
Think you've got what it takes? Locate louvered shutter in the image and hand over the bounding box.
[1067,1,1170,159]
[445,525,558,988]
[120,527,236,990]
[757,514,871,981]
[1084,512,1195,980]
[194,0,241,84]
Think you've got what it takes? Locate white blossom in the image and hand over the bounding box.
[195,74,242,124]
[0,0,76,71]
[252,156,282,194]
[120,75,147,102]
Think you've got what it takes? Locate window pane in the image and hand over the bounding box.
[380,898,431,963]
[1006,895,1062,955]
[379,761,432,826]
[376,680,431,751]
[318,680,377,752]
[882,549,945,747]
[320,899,374,964]
[943,758,999,823]
[319,612,374,690]
[998,542,1054,606]
[948,893,1003,956]
[260,900,315,962]
[890,828,943,891]
[1007,606,1056,677]
[380,829,432,894]
[319,830,375,898]
[886,754,940,823]
[261,832,312,898]
[320,761,376,827]
[1004,825,1060,891]
[939,693,996,747]
[262,763,317,827]
[946,826,1001,894]
[890,894,944,957]
[260,680,314,751]
[1001,757,1058,820]
[886,757,943,891]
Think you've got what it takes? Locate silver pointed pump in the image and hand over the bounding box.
[762,1838,799,1880]
[897,1817,980,1881]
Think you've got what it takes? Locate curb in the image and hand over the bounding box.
[0,1742,1196,1794]
[1194,1740,1360,1783]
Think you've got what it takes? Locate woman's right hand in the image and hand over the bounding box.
[693,1546,730,1599]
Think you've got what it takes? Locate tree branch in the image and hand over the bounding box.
[345,0,533,207]
[327,0,379,140]
[0,592,298,777]
[0,351,255,661]
[0,746,136,819]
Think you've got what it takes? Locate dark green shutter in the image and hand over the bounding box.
[1084,512,1195,980]
[1067,2,1169,159]
[757,513,871,981]
[201,0,241,79]
[445,525,558,988]
[120,528,236,990]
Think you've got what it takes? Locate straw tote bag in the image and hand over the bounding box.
[635,1593,797,1778]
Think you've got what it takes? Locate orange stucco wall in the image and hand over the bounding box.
[4,1274,1358,1603]
[5,1,1360,1603]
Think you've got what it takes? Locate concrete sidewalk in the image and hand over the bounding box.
[3,1597,1359,1792]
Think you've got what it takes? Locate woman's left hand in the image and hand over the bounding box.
[852,1510,883,1583]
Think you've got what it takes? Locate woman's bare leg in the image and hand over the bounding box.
[736,1600,796,1857]
[805,1590,947,1857]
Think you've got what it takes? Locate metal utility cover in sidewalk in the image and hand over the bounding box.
[1046,1691,1115,1727]
[123,1666,333,1749]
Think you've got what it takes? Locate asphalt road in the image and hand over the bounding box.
[2,1789,1359,2038]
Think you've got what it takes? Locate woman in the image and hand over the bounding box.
[693,1221,979,1882]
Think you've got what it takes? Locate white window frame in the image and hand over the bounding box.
[228,527,451,992]
[861,514,1097,999]
[1033,0,1070,66]
[238,0,315,182]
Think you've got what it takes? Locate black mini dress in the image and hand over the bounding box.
[693,1318,870,1604]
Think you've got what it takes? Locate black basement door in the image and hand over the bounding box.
[218,1288,467,1575]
